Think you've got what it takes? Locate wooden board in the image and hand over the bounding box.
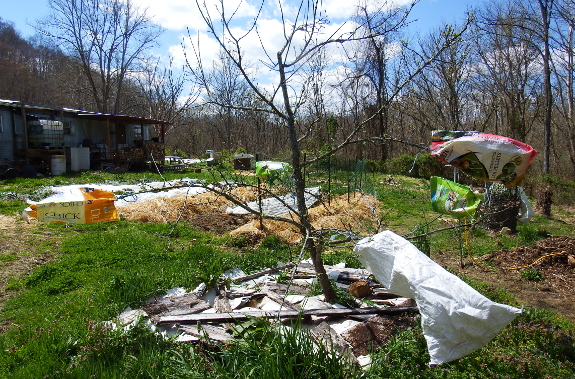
[158,306,419,324]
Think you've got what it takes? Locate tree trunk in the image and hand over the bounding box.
[535,187,553,218]
[539,0,553,176]
[278,52,335,303]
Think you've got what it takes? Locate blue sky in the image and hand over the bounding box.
[1,0,477,98]
[2,0,476,53]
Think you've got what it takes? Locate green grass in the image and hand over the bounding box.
[1,169,574,378]
[366,310,575,379]
[520,269,546,281]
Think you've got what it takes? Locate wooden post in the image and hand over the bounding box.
[160,123,166,163]
[256,153,263,230]
[106,116,111,158]
[20,104,29,164]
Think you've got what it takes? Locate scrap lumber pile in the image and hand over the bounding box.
[112,262,418,366]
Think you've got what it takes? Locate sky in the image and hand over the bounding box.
[1,0,476,57]
[1,0,477,97]
[2,0,475,36]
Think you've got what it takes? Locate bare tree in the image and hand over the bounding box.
[184,0,467,300]
[40,0,163,114]
[131,56,198,138]
[407,23,475,133]
[349,1,414,161]
[209,50,252,149]
[472,2,542,142]
[553,0,575,175]
[533,0,556,175]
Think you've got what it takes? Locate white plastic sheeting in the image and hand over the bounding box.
[29,178,206,207]
[226,187,321,217]
[353,230,522,365]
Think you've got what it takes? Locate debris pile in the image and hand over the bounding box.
[112,261,418,369]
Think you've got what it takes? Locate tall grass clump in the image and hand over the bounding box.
[205,318,359,379]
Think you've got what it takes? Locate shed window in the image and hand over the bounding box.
[133,125,142,139]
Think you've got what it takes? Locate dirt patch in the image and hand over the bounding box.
[341,314,416,356]
[0,215,58,330]
[188,213,256,234]
[433,235,575,323]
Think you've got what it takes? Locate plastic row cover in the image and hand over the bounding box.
[354,231,521,365]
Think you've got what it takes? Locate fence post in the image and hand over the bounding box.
[328,154,331,205]
[256,153,263,230]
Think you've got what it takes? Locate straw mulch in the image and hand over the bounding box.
[117,185,377,244]
[116,185,288,224]
[229,192,378,244]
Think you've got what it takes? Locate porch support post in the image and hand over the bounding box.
[106,116,111,155]
[20,104,29,164]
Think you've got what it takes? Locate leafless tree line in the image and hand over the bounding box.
[1,0,574,180]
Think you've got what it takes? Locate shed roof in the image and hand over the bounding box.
[0,99,171,125]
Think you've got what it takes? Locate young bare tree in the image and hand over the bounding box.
[184,0,467,300]
[553,0,575,176]
[472,2,542,142]
[406,24,475,133]
[39,0,164,114]
[131,56,198,138]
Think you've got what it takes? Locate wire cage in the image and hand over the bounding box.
[477,182,521,233]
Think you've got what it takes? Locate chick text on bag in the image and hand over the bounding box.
[23,187,118,224]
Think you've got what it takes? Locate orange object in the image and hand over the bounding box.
[26,187,118,224]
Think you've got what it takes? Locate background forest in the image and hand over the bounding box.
[1,0,574,181]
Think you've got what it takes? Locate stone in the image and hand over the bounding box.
[348,279,372,298]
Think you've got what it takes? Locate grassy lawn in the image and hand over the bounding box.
[0,167,574,378]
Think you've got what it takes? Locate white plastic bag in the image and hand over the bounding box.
[354,231,521,365]
[517,187,534,224]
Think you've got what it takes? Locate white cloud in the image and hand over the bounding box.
[133,0,415,32]
[173,31,222,70]
[166,0,412,95]
[321,0,414,20]
[134,0,260,31]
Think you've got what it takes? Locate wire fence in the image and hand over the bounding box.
[303,154,377,204]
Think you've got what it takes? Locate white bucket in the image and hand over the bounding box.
[210,151,222,161]
[51,155,66,175]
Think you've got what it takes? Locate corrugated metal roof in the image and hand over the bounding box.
[0,99,171,125]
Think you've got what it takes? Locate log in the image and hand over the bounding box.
[369,288,403,299]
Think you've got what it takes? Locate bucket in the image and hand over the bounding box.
[51,155,66,176]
